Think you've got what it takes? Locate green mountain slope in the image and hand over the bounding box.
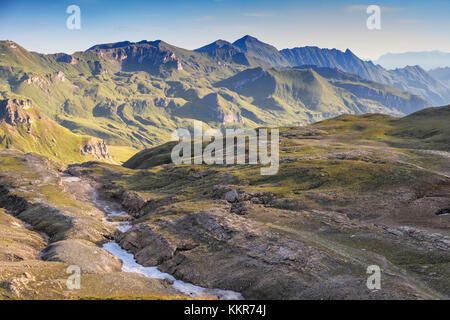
[215,67,429,123]
[390,105,450,150]
[232,35,291,67]
[125,104,450,170]
[195,40,250,66]
[0,98,113,164]
[0,38,435,153]
[197,36,450,106]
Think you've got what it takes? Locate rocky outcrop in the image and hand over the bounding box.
[81,138,112,160]
[52,71,65,83]
[0,151,114,243]
[114,207,437,299]
[41,239,122,274]
[0,208,47,261]
[0,99,32,125]
[55,53,77,64]
[89,41,183,74]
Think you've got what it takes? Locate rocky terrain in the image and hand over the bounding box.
[1,106,442,300]
[0,151,191,299]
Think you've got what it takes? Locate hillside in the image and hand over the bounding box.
[1,104,449,299]
[429,67,450,87]
[125,104,450,170]
[0,98,112,163]
[390,105,450,150]
[215,67,428,121]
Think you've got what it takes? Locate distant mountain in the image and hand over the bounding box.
[429,67,450,88]
[279,45,450,106]
[197,36,450,106]
[375,51,450,70]
[195,40,250,66]
[216,66,428,118]
[86,40,244,78]
[232,35,291,67]
[0,38,437,151]
[281,47,386,82]
[389,66,450,105]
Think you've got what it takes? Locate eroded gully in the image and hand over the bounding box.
[62,175,244,300]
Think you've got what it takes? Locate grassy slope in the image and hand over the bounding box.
[121,105,449,202]
[389,105,450,150]
[0,107,96,164]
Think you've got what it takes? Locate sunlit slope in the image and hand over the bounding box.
[0,99,112,164]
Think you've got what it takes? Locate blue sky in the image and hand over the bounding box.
[1,0,449,60]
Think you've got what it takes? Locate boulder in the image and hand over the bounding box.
[40,239,122,274]
[224,189,239,203]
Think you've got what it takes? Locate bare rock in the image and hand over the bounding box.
[40,239,122,274]
[80,138,112,160]
[0,99,32,125]
[224,189,239,203]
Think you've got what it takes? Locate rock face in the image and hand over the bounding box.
[81,138,112,160]
[55,53,77,64]
[0,99,32,125]
[88,40,183,74]
[0,208,47,261]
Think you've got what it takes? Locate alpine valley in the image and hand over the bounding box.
[0,35,449,300]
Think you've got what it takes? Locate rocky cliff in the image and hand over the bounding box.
[81,138,112,160]
[0,99,32,125]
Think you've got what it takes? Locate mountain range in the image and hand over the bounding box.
[197,36,450,106]
[1,35,450,301]
[375,51,450,70]
[0,35,449,158]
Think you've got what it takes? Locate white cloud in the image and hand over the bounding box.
[345,5,401,13]
[243,12,273,17]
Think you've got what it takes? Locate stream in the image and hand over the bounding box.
[63,176,243,300]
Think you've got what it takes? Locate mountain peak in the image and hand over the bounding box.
[344,48,356,56]
[231,35,291,67]
[240,35,259,41]
[232,35,264,48]
[195,39,238,52]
